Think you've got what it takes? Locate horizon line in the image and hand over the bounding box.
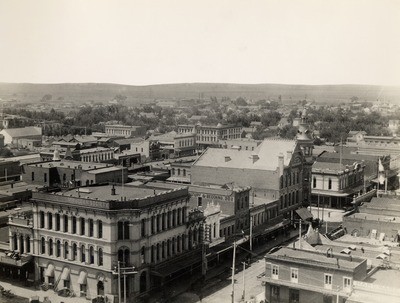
[0,81,400,87]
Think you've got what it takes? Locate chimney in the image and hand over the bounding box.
[278,153,284,176]
[287,150,293,160]
[224,156,231,162]
[251,154,259,163]
[111,184,116,195]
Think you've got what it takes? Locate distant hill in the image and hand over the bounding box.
[0,82,399,105]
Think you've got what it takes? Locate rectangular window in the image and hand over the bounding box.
[328,178,332,190]
[64,215,68,232]
[55,214,60,231]
[31,172,35,181]
[98,220,103,238]
[39,211,45,228]
[289,289,300,303]
[271,285,280,299]
[72,217,77,234]
[89,219,94,237]
[324,274,333,289]
[44,173,47,183]
[272,265,279,279]
[313,177,317,188]
[141,219,146,237]
[80,217,85,235]
[197,196,202,207]
[290,268,298,283]
[48,213,53,230]
[343,277,352,290]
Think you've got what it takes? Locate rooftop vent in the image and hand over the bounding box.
[224,156,231,162]
[251,154,259,163]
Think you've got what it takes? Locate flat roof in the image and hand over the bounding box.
[86,166,125,174]
[59,185,169,201]
[28,161,110,171]
[346,212,400,222]
[364,269,400,288]
[267,246,362,270]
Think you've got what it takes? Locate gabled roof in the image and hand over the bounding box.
[193,139,298,171]
[1,127,42,138]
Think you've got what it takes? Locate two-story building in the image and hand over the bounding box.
[178,123,242,150]
[263,247,368,303]
[311,161,365,209]
[105,125,146,138]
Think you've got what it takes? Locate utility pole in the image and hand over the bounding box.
[242,262,246,302]
[117,261,121,303]
[299,219,302,249]
[231,240,236,303]
[250,215,253,251]
[336,286,340,303]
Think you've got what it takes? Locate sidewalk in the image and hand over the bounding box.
[0,280,88,303]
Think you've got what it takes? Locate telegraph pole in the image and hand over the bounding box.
[250,215,253,251]
[242,261,247,301]
[117,261,121,303]
[299,219,302,249]
[231,240,236,303]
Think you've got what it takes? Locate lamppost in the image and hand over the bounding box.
[113,261,138,303]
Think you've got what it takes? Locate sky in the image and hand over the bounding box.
[0,0,399,86]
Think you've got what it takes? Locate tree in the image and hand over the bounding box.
[0,148,13,158]
[41,94,52,102]
[234,97,247,106]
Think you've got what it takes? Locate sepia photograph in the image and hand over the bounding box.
[0,0,399,302]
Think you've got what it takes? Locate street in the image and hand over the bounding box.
[200,258,265,303]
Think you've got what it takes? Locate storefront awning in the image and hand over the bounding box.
[45,264,55,277]
[77,271,87,285]
[60,267,70,280]
[295,208,313,221]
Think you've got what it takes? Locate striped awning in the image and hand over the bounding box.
[44,264,55,277]
[60,267,70,280]
[77,271,87,285]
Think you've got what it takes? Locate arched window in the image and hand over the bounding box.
[48,213,53,230]
[41,237,46,254]
[64,242,69,259]
[97,280,104,296]
[39,211,45,228]
[80,217,85,235]
[48,238,53,256]
[156,243,160,261]
[12,234,17,251]
[72,243,77,260]
[98,248,103,266]
[81,245,86,262]
[162,241,166,259]
[118,247,130,265]
[141,246,145,264]
[56,240,61,257]
[26,236,31,253]
[89,246,94,264]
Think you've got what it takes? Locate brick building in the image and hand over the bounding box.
[343,196,400,241]
[191,139,310,221]
[178,123,242,149]
[22,160,127,188]
[8,185,203,301]
[263,247,368,303]
[311,161,365,209]
[105,125,146,138]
